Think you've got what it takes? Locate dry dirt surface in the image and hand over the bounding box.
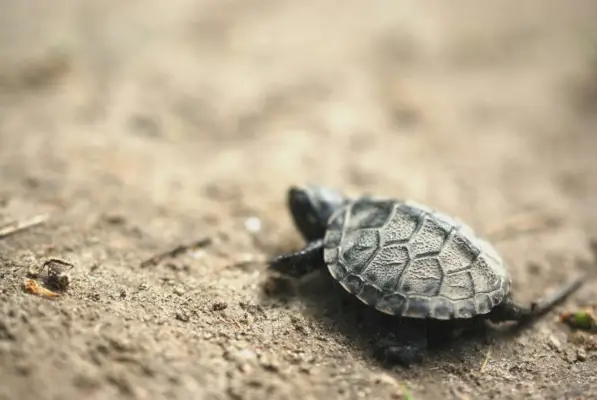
[2,1,597,399]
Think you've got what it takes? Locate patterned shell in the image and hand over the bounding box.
[322,197,511,320]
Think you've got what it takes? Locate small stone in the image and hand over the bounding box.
[547,335,562,353]
[26,267,40,278]
[244,217,262,233]
[173,287,185,296]
[577,348,587,361]
[119,289,127,299]
[565,348,578,363]
[287,351,304,364]
[138,283,149,291]
[299,365,312,374]
[245,313,255,325]
[212,302,228,311]
[259,353,280,373]
[175,311,190,322]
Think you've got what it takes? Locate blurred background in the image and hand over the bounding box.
[1,1,597,399]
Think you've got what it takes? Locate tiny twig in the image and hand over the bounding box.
[0,213,49,239]
[140,238,212,268]
[480,347,492,373]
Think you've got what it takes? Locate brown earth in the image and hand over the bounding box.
[2,1,597,399]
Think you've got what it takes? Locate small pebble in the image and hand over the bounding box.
[565,348,578,363]
[175,311,190,322]
[173,287,185,296]
[26,267,40,278]
[245,313,255,325]
[261,362,280,372]
[259,354,280,373]
[548,335,562,353]
[212,302,228,311]
[577,348,587,361]
[298,365,312,374]
[244,217,262,233]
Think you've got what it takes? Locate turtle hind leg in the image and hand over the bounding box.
[374,321,428,367]
[488,275,585,323]
[269,238,324,278]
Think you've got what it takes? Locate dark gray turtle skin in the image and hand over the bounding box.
[270,185,584,366]
[323,197,510,320]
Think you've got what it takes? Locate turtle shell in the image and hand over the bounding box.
[322,197,510,320]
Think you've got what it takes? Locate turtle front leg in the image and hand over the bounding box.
[374,320,428,367]
[269,238,324,278]
[488,275,584,323]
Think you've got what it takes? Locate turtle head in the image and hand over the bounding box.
[287,185,347,241]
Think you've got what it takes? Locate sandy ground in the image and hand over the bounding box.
[2,1,597,399]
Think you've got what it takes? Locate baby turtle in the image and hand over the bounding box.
[270,185,584,365]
